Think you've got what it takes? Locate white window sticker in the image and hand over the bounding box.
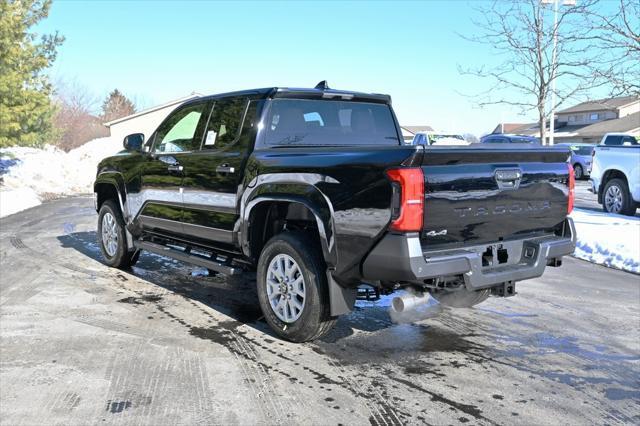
[204,130,217,146]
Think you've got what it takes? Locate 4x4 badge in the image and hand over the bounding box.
[426,229,448,237]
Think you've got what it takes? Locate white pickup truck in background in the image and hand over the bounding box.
[590,133,640,216]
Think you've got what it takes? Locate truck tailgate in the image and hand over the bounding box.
[421,146,571,248]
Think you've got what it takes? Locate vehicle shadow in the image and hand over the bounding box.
[57,231,393,343]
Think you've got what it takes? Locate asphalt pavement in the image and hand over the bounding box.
[574,179,640,217]
[574,179,601,211]
[1,196,638,425]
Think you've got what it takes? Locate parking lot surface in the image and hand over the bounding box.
[1,196,639,425]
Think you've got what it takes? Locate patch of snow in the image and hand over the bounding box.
[191,267,210,277]
[570,208,640,274]
[0,187,41,218]
[0,137,123,218]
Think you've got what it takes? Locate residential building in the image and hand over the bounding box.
[104,93,201,143]
[490,122,538,136]
[490,95,640,144]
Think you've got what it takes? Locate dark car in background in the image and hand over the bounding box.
[480,134,541,145]
[557,143,595,179]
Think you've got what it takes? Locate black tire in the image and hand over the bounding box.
[602,178,636,216]
[573,164,583,180]
[431,289,490,308]
[256,232,337,342]
[97,200,139,269]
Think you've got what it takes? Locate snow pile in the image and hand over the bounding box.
[0,187,41,218]
[570,208,640,273]
[0,137,122,218]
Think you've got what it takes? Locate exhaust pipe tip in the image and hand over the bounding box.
[391,292,429,313]
[392,297,405,313]
[389,291,443,324]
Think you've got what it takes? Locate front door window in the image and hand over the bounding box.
[154,103,208,153]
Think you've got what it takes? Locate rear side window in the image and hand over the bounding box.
[263,99,399,146]
[604,135,623,145]
[485,136,508,143]
[202,97,248,150]
[510,137,536,144]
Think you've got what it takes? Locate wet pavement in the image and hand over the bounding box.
[1,196,639,425]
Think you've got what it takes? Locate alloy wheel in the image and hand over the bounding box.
[101,212,119,257]
[574,165,583,180]
[605,185,623,213]
[266,254,306,323]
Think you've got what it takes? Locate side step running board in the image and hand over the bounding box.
[134,240,241,276]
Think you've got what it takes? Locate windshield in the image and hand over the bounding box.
[570,145,594,155]
[428,134,465,144]
[263,99,399,146]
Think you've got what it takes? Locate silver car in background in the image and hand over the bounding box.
[557,143,595,179]
[411,132,472,146]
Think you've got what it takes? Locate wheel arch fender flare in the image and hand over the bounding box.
[241,194,337,267]
[598,168,628,203]
[242,193,357,317]
[94,172,128,220]
[240,175,358,317]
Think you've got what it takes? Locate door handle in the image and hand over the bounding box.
[216,164,235,174]
[167,164,183,172]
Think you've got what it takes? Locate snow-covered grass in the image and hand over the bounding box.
[570,208,640,274]
[0,137,122,218]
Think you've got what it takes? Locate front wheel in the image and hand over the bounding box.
[573,164,583,180]
[97,200,139,269]
[603,178,636,216]
[256,232,337,342]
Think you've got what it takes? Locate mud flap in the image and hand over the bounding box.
[327,271,356,316]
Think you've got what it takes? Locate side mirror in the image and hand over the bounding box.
[123,133,144,152]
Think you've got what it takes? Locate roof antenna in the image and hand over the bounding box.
[315,80,329,90]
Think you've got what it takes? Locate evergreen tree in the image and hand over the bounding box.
[0,0,64,148]
[101,89,136,122]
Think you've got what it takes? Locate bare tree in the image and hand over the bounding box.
[52,80,108,151]
[459,0,599,144]
[587,0,640,96]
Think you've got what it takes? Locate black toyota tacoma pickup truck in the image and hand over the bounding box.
[94,83,576,342]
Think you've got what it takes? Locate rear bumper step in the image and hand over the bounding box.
[134,240,241,276]
[362,218,576,290]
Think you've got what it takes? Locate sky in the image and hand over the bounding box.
[34,0,613,136]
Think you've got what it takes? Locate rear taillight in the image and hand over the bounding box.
[567,163,575,214]
[386,167,424,232]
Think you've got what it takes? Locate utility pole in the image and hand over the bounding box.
[543,0,576,145]
[549,0,559,146]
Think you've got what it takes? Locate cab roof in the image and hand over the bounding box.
[195,85,392,104]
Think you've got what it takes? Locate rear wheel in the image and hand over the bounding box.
[573,164,583,180]
[603,178,636,216]
[256,232,337,342]
[97,200,139,269]
[431,289,490,308]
